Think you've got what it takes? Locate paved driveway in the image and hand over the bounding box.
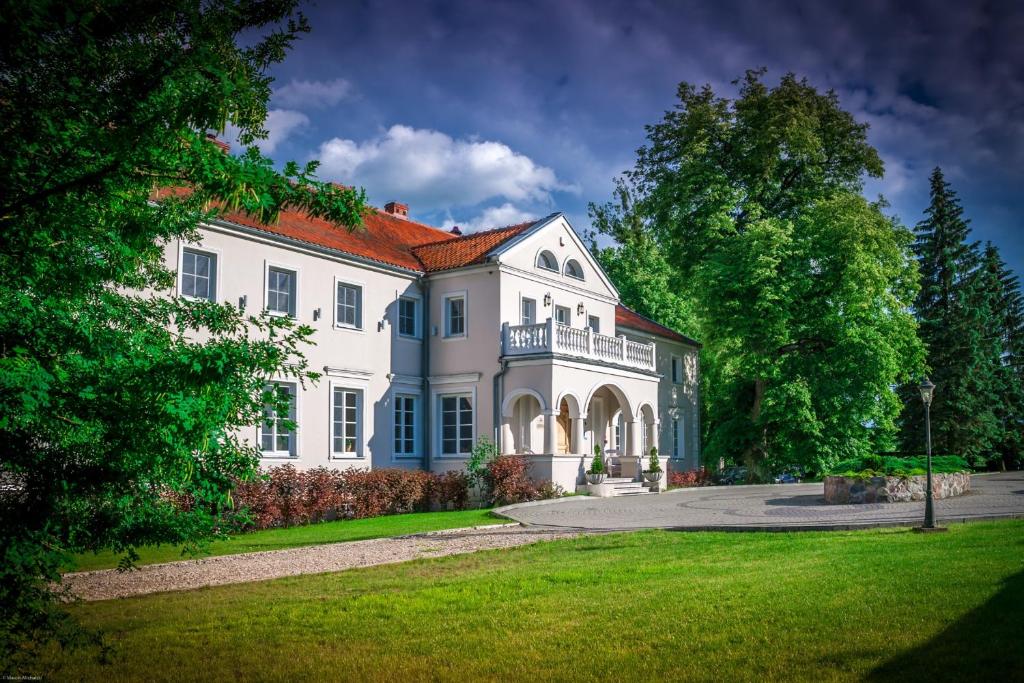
[499,471,1024,531]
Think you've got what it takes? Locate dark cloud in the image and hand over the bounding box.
[265,0,1022,268]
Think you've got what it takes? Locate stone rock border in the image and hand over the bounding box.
[824,472,971,504]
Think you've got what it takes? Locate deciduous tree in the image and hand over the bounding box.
[0,0,364,666]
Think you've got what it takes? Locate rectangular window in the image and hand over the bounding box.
[521,297,536,325]
[267,267,297,316]
[398,297,418,337]
[671,355,683,384]
[588,315,600,333]
[673,418,680,457]
[260,382,296,456]
[394,394,417,456]
[332,387,361,455]
[440,394,473,455]
[336,282,362,328]
[181,248,216,301]
[446,295,466,337]
[554,305,571,326]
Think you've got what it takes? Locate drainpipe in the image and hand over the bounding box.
[420,277,431,472]
[493,357,508,452]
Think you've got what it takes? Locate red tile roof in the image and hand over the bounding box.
[411,221,536,272]
[615,305,701,347]
[154,187,537,272]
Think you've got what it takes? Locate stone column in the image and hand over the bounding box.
[543,410,559,455]
[619,420,643,479]
[500,418,515,455]
[572,415,585,456]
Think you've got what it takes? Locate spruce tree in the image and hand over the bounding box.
[900,169,1002,465]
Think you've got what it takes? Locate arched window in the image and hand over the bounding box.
[563,259,584,280]
[536,250,558,272]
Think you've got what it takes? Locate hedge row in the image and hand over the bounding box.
[225,455,562,530]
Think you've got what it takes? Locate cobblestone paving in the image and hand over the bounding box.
[499,471,1024,531]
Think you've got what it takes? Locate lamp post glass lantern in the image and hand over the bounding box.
[918,378,941,531]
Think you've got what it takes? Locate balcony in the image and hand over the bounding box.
[501,319,656,372]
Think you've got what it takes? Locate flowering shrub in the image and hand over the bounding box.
[483,455,538,505]
[535,479,565,500]
[668,466,714,489]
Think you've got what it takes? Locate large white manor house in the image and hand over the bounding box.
[166,190,701,492]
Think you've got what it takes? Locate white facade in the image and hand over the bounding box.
[167,209,701,491]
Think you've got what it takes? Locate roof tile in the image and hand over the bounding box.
[615,305,701,347]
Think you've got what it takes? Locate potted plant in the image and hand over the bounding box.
[643,446,663,483]
[586,444,606,485]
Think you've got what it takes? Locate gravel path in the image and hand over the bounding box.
[63,524,585,602]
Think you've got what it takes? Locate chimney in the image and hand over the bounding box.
[384,201,409,219]
[449,226,463,236]
[206,133,230,154]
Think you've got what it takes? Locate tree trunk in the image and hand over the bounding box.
[740,378,766,479]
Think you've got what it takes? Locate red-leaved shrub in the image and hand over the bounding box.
[668,466,713,489]
[228,465,473,529]
[484,455,537,505]
[432,470,471,510]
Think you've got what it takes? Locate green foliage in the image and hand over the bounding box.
[898,169,1015,469]
[594,70,923,475]
[466,437,498,485]
[647,446,661,473]
[827,455,969,476]
[588,444,604,474]
[0,0,365,667]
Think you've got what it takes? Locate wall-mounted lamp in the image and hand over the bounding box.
[237,295,247,312]
[313,307,322,321]
[577,302,585,316]
[543,292,552,307]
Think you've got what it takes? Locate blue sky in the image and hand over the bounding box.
[251,0,1024,272]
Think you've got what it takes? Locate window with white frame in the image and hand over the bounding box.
[671,355,683,384]
[394,394,417,456]
[336,281,362,328]
[398,296,418,337]
[440,394,473,456]
[673,418,680,457]
[445,295,466,337]
[536,250,558,271]
[332,387,361,456]
[588,315,600,333]
[267,266,297,316]
[181,248,217,301]
[260,382,296,456]
[554,305,571,326]
[564,259,584,280]
[521,297,536,325]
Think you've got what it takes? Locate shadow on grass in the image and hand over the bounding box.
[868,569,1024,681]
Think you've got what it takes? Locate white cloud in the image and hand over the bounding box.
[273,78,352,109]
[259,109,310,153]
[441,203,537,233]
[313,125,574,212]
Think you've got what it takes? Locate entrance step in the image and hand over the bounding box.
[606,479,657,496]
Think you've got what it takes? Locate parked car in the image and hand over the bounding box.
[717,467,748,485]
[773,469,802,484]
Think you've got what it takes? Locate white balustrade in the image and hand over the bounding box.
[502,319,656,371]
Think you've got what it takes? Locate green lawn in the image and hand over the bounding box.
[68,508,500,572]
[43,520,1023,682]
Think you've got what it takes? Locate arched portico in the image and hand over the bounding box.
[500,389,545,455]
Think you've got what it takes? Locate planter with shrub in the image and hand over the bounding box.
[822,454,971,504]
[586,444,606,485]
[643,447,663,483]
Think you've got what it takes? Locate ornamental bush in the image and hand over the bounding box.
[483,455,538,505]
[668,467,714,488]
[228,466,472,529]
[826,454,969,477]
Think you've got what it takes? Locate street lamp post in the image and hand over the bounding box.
[916,378,946,533]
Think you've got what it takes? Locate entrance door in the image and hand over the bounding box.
[556,399,570,454]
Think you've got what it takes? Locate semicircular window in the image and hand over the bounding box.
[564,259,584,280]
[536,250,558,272]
